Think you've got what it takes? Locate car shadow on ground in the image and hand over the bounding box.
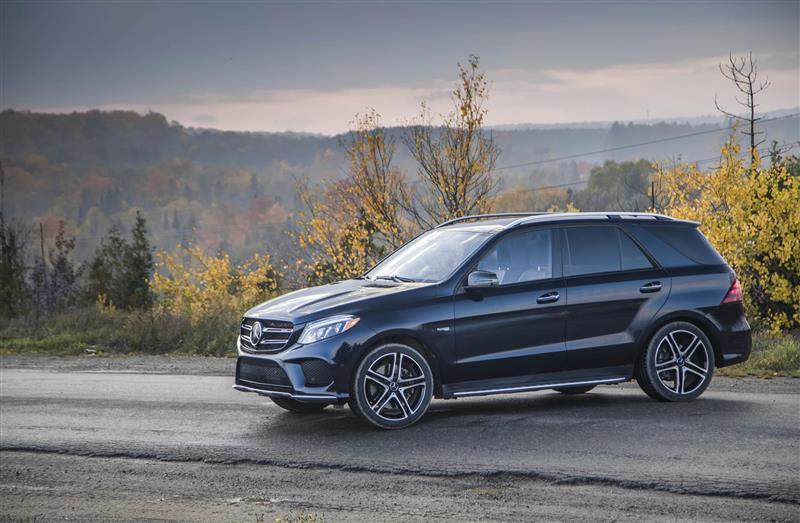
[248,387,757,438]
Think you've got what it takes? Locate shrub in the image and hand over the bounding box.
[656,138,800,332]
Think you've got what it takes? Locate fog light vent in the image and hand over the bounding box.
[301,360,334,387]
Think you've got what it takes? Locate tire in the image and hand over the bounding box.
[270,397,329,413]
[349,343,433,430]
[636,321,715,402]
[553,385,596,394]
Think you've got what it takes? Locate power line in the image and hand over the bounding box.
[491,112,800,171]
[509,141,800,196]
[692,141,799,166]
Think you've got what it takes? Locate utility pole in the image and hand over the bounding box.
[650,180,656,211]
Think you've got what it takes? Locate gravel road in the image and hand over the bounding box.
[1,356,798,522]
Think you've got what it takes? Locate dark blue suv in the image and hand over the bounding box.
[234,212,751,429]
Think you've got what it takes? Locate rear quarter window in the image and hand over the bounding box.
[637,224,725,266]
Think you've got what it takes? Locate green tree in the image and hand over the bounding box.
[29,221,82,317]
[125,211,155,309]
[0,221,28,318]
[85,211,153,310]
[575,159,654,211]
[0,162,29,318]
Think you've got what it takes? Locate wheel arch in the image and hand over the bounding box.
[636,311,723,371]
[355,333,443,397]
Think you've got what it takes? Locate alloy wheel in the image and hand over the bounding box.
[363,352,427,421]
[653,329,710,395]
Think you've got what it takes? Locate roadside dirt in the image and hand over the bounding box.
[2,451,798,522]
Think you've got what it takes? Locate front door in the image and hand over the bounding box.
[453,227,567,383]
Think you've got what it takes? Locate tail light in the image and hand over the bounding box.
[722,278,743,304]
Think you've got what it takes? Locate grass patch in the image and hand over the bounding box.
[718,331,800,378]
[0,307,239,357]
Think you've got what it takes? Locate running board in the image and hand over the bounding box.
[449,377,628,398]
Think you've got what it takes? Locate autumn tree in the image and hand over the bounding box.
[341,110,411,249]
[402,55,500,228]
[715,52,771,166]
[293,177,387,286]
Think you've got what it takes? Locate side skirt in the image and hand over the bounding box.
[447,376,627,398]
[440,366,633,399]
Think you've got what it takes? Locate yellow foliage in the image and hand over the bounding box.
[150,245,280,319]
[656,138,800,332]
[293,179,385,285]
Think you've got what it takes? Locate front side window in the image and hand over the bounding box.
[564,226,653,276]
[477,229,553,285]
[366,228,490,283]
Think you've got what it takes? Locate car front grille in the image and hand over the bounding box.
[240,318,294,353]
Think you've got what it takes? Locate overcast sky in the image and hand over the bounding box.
[2,1,798,134]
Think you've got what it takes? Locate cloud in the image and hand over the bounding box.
[192,113,217,124]
[31,55,799,134]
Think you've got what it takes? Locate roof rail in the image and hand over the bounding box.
[605,212,673,221]
[506,211,674,228]
[436,213,552,228]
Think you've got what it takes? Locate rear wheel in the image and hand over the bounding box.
[349,343,433,430]
[636,321,714,401]
[270,397,329,413]
[553,385,596,394]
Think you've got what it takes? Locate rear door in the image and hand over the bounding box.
[561,225,669,374]
[453,227,566,382]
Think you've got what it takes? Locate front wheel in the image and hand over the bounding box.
[636,321,715,401]
[349,343,433,430]
[271,397,329,413]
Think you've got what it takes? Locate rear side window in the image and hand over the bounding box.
[619,231,653,270]
[564,226,653,277]
[639,224,725,266]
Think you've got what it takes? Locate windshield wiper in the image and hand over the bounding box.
[374,275,417,283]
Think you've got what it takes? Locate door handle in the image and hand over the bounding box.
[537,291,560,304]
[640,281,662,293]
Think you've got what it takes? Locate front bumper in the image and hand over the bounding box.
[233,324,374,403]
[232,383,340,403]
[233,355,347,403]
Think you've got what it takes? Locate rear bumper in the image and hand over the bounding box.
[716,327,752,367]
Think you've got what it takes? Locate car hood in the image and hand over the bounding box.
[244,279,432,324]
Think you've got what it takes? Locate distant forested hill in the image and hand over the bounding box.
[1,109,797,262]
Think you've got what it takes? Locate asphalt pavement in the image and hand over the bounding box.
[1,357,798,521]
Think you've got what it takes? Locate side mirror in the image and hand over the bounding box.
[466,270,499,289]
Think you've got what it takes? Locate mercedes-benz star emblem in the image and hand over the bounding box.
[250,321,263,345]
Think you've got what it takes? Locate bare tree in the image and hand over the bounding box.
[715,52,771,166]
[402,55,500,228]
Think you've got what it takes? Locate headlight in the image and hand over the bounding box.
[298,315,360,344]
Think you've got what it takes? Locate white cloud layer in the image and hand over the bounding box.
[35,56,799,134]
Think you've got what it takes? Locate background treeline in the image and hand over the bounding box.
[2,106,797,264]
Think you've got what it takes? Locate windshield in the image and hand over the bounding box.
[366,228,491,283]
